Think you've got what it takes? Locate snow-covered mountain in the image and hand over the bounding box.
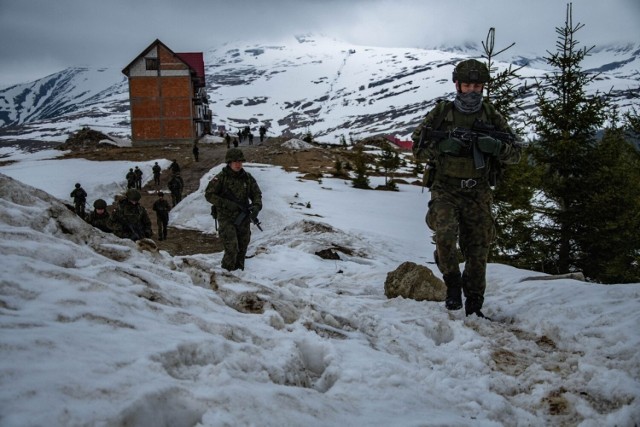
[0,35,638,144]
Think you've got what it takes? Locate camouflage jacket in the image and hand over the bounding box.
[110,200,152,240]
[411,100,521,182]
[86,210,112,233]
[152,199,171,217]
[205,166,262,222]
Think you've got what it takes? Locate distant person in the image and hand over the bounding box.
[259,126,267,143]
[125,168,136,189]
[134,166,143,189]
[192,143,200,162]
[152,191,171,241]
[110,189,152,241]
[70,183,87,217]
[169,159,181,176]
[85,199,112,233]
[248,132,254,145]
[233,138,239,148]
[225,133,231,148]
[205,148,262,271]
[167,172,184,207]
[152,162,161,186]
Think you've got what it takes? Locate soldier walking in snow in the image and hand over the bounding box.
[85,199,112,233]
[134,166,143,189]
[152,191,171,241]
[412,59,521,319]
[70,183,87,218]
[167,173,184,207]
[152,162,161,186]
[110,189,152,241]
[205,148,262,271]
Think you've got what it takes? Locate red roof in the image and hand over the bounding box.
[385,135,413,151]
[176,52,206,87]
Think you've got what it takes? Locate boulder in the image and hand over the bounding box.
[384,261,446,302]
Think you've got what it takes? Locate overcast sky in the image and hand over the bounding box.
[1,0,639,87]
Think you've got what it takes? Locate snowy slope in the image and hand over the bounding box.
[0,35,638,144]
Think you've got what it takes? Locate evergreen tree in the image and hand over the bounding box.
[352,144,371,189]
[573,124,640,282]
[377,142,401,188]
[529,3,612,278]
[478,28,540,265]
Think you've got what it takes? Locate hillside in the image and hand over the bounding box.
[0,36,638,144]
[1,133,639,425]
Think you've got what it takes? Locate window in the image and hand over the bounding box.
[145,58,159,70]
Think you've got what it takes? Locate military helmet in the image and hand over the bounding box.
[226,148,246,162]
[126,188,141,201]
[452,59,490,83]
[75,183,81,188]
[93,199,107,209]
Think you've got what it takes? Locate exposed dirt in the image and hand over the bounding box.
[58,137,359,256]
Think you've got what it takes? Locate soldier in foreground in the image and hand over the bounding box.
[205,148,262,271]
[110,189,152,241]
[412,59,521,318]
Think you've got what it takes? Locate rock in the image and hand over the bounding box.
[384,261,446,302]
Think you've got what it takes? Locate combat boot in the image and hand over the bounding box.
[465,295,490,320]
[443,272,462,310]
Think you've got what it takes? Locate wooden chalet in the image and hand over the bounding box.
[122,39,212,146]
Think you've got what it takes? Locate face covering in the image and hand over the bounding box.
[454,90,483,113]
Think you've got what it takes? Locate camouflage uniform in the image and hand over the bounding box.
[110,189,152,241]
[205,149,262,271]
[412,60,521,316]
[86,199,112,233]
[152,192,171,240]
[70,183,87,217]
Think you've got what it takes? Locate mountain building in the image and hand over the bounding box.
[122,39,212,146]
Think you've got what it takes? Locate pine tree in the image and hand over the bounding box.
[573,122,640,282]
[352,144,371,189]
[529,3,611,277]
[377,142,401,188]
[478,28,540,265]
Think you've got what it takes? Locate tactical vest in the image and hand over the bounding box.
[434,101,498,180]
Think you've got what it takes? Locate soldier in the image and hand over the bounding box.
[134,166,143,189]
[85,199,112,233]
[167,172,184,207]
[70,183,87,217]
[205,148,262,271]
[224,132,231,148]
[259,125,267,143]
[152,191,171,241]
[109,188,152,241]
[411,59,521,319]
[152,162,161,186]
[125,168,136,189]
[169,159,181,176]
[192,143,200,162]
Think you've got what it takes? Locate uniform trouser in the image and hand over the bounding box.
[154,174,160,185]
[156,213,168,239]
[426,184,495,308]
[218,219,251,271]
[171,192,182,207]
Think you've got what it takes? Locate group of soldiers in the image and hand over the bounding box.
[71,159,184,242]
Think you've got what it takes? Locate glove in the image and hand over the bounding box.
[477,136,502,156]
[249,205,260,220]
[438,137,464,155]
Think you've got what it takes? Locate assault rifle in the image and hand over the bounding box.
[418,119,517,169]
[221,190,263,231]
